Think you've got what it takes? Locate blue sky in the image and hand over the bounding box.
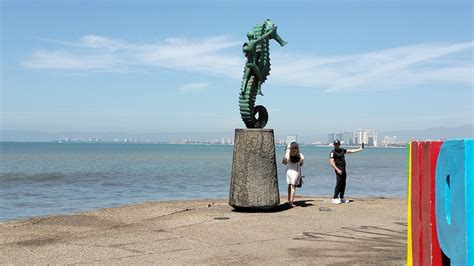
[1,0,473,140]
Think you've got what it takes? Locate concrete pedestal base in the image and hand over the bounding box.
[229,129,280,210]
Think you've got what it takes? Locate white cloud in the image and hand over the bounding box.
[23,34,243,77]
[22,50,124,70]
[179,82,210,94]
[270,41,473,92]
[79,35,129,50]
[23,35,473,92]
[137,36,243,78]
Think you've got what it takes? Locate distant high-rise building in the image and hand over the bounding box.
[343,131,354,145]
[382,136,406,146]
[328,132,335,144]
[354,129,364,145]
[383,136,397,146]
[328,132,344,143]
[286,135,297,144]
[365,129,378,146]
[353,129,378,146]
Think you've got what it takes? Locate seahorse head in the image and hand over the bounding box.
[264,20,275,33]
[246,31,255,40]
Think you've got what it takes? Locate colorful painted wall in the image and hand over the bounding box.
[407,139,473,266]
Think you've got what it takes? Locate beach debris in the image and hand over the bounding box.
[319,207,332,212]
[213,217,230,220]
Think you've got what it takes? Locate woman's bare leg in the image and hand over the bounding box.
[290,185,296,207]
[287,185,291,204]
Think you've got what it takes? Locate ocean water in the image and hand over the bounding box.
[0,142,407,221]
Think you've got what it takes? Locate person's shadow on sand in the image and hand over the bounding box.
[232,200,315,213]
[293,200,314,208]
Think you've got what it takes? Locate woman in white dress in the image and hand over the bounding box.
[282,142,304,208]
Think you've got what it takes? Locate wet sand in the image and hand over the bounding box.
[0,196,407,264]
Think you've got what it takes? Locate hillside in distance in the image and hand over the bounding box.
[380,125,473,141]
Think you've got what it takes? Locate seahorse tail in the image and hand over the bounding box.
[239,75,268,128]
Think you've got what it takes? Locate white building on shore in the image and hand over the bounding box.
[383,136,406,147]
[286,135,297,145]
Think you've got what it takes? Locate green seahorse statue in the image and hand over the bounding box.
[239,19,287,128]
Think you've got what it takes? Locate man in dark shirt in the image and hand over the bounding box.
[329,139,364,204]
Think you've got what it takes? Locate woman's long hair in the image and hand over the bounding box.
[289,142,301,163]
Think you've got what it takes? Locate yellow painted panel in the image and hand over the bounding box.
[407,141,413,266]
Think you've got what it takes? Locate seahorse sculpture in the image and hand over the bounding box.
[239,19,287,128]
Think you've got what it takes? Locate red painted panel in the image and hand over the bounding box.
[420,142,431,265]
[415,141,444,266]
[411,141,422,265]
[429,141,443,266]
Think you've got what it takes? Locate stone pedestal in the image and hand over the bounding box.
[229,129,280,210]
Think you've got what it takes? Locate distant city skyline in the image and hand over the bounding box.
[1,1,472,136]
[1,124,472,144]
[328,129,378,146]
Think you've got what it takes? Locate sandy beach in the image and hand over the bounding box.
[0,196,407,264]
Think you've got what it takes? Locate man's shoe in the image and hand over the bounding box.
[341,198,350,203]
[331,198,341,204]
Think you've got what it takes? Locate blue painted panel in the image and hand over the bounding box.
[466,139,473,266]
[435,140,466,266]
